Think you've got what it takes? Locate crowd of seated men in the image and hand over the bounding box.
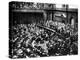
[9,20,78,58]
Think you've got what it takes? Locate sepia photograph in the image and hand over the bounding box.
[9,1,78,59]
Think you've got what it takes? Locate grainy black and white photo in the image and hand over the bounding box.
[9,1,78,59]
